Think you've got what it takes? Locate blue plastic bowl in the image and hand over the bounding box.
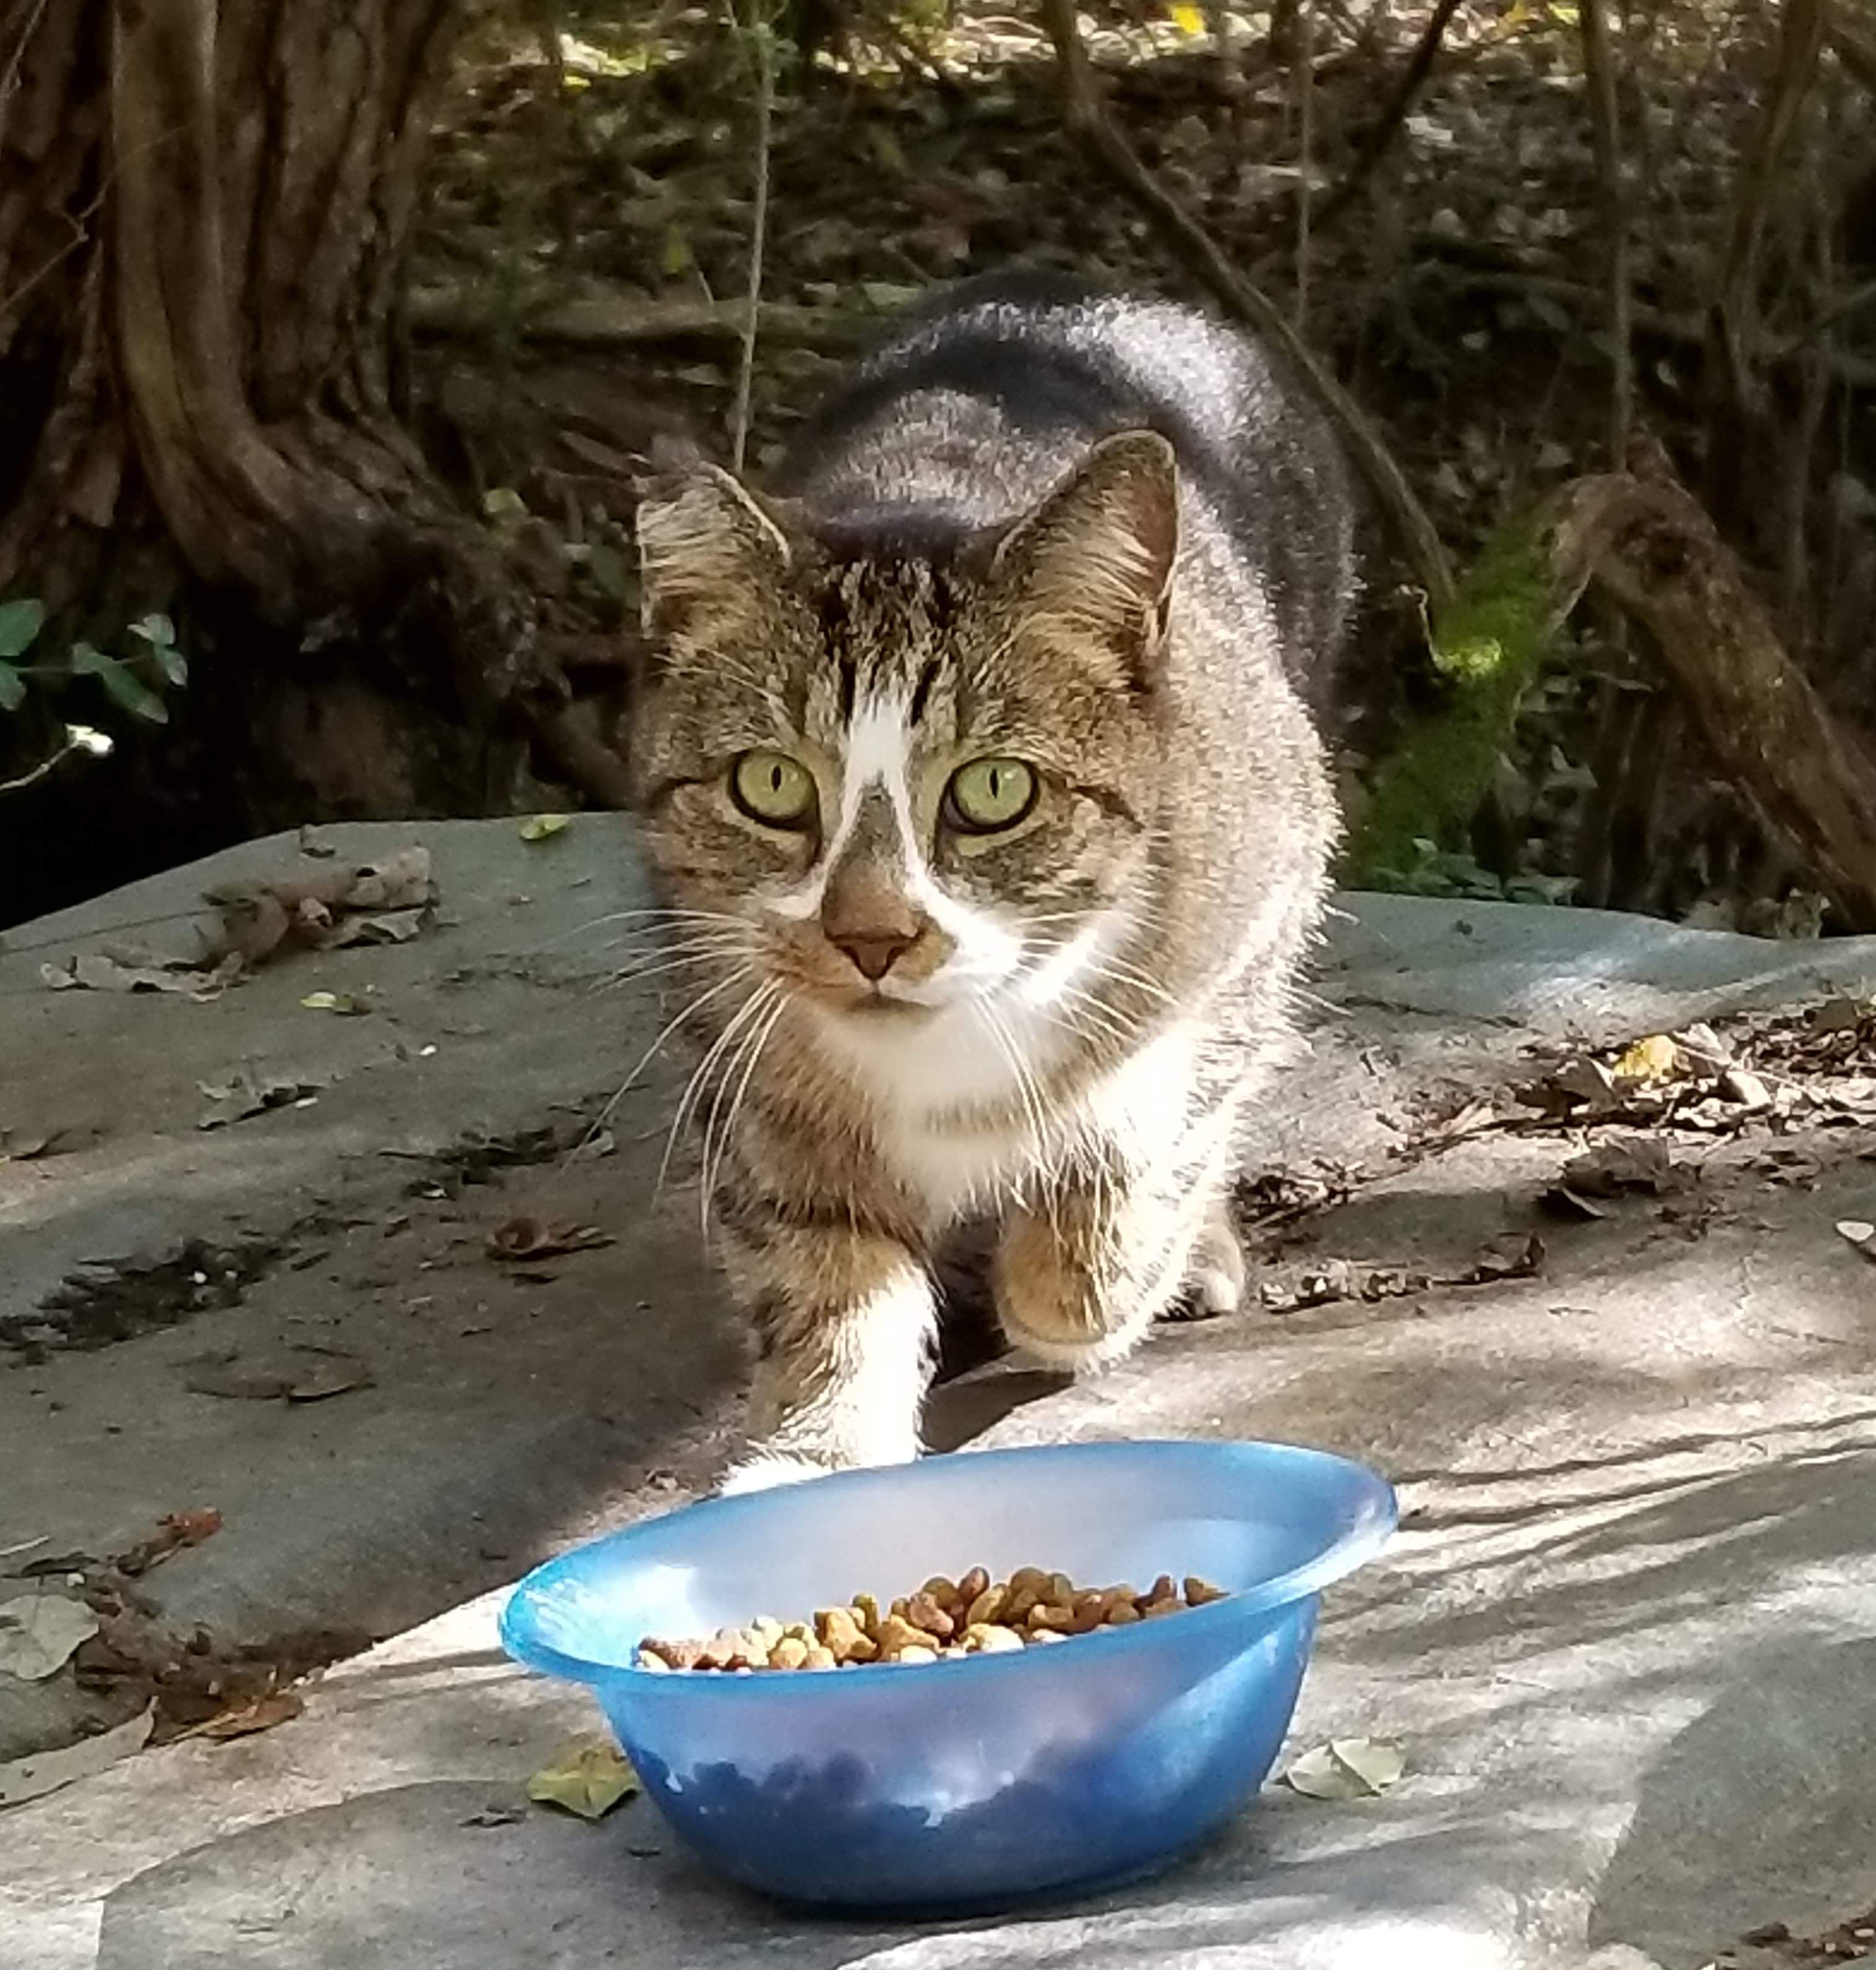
[500,1438,1394,1911]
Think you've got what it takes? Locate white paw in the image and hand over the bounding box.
[717,1452,829,1497]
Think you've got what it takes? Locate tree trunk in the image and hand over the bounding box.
[0,0,545,922]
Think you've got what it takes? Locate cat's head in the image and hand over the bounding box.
[629,432,1179,1051]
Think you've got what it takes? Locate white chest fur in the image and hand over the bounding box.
[832,1007,1202,1227]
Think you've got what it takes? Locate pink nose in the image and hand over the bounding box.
[829,931,916,981]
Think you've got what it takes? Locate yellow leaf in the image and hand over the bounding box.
[300,991,367,1015]
[1610,1034,1680,1084]
[527,1734,640,1820]
[1169,2,1205,34]
[519,814,572,842]
[1284,1737,1406,1799]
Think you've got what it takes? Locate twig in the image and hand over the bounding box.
[731,0,775,475]
[1038,0,1455,613]
[1293,0,1313,333]
[1312,0,1463,233]
[1712,0,1827,411]
[1,733,86,796]
[1578,0,1631,468]
[1827,8,1876,95]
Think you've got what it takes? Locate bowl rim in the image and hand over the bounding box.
[499,1436,1396,1695]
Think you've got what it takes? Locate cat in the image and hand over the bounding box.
[630,271,1359,1488]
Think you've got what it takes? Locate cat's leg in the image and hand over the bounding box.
[717,1218,936,1492]
[1184,1193,1248,1318]
[993,1094,1243,1367]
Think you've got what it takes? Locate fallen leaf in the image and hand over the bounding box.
[196,1068,323,1131]
[1561,1134,1686,1197]
[1717,1067,1772,1109]
[40,953,223,997]
[186,1349,370,1402]
[1612,1034,1682,1085]
[519,814,573,842]
[463,1803,525,1827]
[0,1702,154,1807]
[285,1349,373,1402]
[300,991,369,1015]
[114,1507,224,1576]
[185,1366,295,1401]
[0,1593,99,1680]
[1539,1186,1609,1221]
[1283,1737,1406,1800]
[1458,1232,1545,1285]
[488,1215,614,1261]
[527,1734,640,1819]
[198,1690,304,1740]
[325,908,426,948]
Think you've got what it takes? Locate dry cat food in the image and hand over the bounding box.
[635,1566,1231,1672]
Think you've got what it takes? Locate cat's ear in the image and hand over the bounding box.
[634,461,793,647]
[991,430,1179,690]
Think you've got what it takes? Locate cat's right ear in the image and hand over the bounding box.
[634,463,793,648]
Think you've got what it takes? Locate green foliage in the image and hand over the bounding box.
[1362,837,1578,906]
[0,597,186,735]
[1344,516,1560,893]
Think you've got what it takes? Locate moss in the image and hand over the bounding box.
[1344,515,1558,888]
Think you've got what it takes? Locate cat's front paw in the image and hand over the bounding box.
[993,1208,1151,1370]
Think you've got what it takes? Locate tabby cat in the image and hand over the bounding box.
[631,273,1357,1487]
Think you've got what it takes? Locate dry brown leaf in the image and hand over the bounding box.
[487,1215,614,1261]
[285,1350,373,1402]
[198,1690,304,1740]
[114,1507,224,1576]
[1561,1134,1686,1197]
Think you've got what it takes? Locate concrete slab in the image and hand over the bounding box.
[7,830,1876,1969]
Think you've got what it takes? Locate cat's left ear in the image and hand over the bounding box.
[991,430,1179,691]
[635,461,795,648]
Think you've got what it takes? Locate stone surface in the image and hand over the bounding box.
[7,826,1876,1969]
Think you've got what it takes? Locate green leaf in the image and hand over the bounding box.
[519,813,571,842]
[0,663,24,712]
[0,600,45,661]
[72,643,169,724]
[128,613,176,647]
[527,1734,640,1819]
[129,615,185,684]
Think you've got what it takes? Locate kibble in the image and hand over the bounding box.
[635,1568,1232,1672]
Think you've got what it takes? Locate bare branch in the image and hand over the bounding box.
[1038,0,1455,613]
[731,0,775,475]
[1578,0,1632,467]
[1313,0,1463,233]
[1712,0,1828,408]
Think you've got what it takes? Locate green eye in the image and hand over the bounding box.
[944,757,1038,834]
[731,750,817,828]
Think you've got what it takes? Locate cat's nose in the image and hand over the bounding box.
[829,930,916,981]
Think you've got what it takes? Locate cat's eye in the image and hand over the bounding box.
[943,757,1038,834]
[731,750,817,829]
